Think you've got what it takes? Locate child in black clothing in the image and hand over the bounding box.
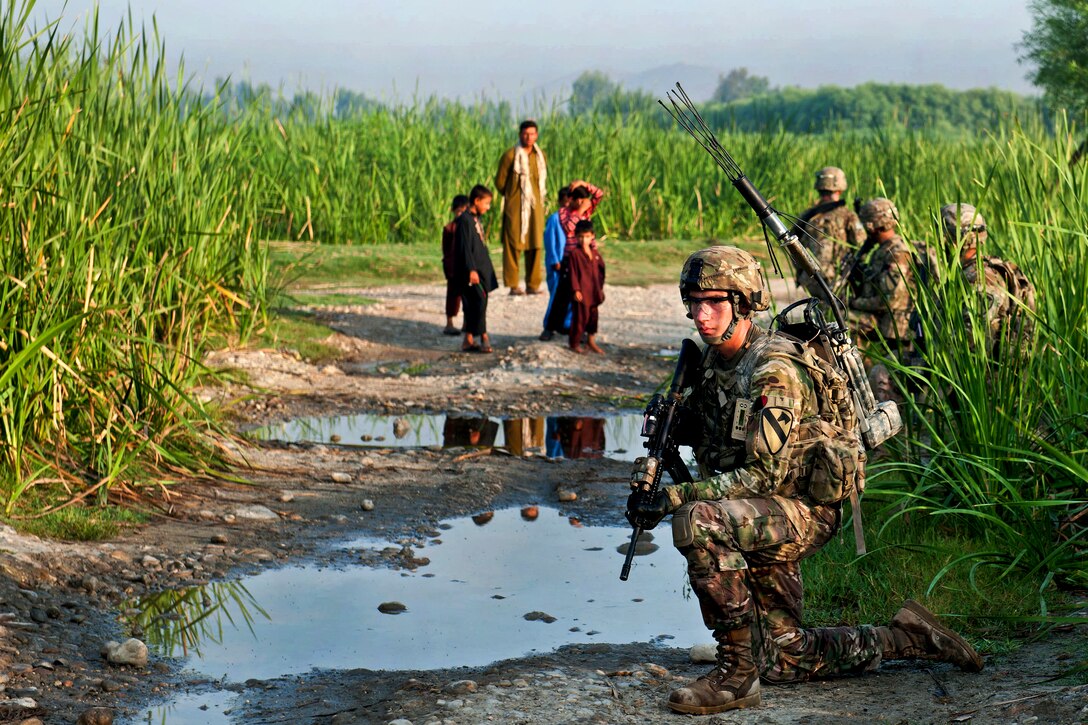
[441,194,470,335]
[454,185,499,353]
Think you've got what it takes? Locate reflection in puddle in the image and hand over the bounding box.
[123,508,707,683]
[138,688,237,725]
[251,412,646,460]
[128,581,269,658]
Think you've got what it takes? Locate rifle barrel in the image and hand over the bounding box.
[619,526,643,581]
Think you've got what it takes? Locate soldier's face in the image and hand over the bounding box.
[519,126,538,147]
[686,290,735,341]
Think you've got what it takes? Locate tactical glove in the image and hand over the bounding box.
[625,489,672,530]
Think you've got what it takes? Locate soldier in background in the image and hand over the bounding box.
[626,246,981,715]
[846,198,918,345]
[940,203,1037,360]
[846,198,921,399]
[793,166,865,299]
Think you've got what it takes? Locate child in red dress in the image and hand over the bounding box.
[567,219,606,354]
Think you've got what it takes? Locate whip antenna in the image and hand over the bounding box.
[659,84,783,276]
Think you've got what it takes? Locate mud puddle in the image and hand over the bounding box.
[122,507,706,723]
[249,412,649,460]
[141,689,238,725]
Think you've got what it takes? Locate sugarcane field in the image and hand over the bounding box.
[0,2,1086,724]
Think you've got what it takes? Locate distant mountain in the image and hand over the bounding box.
[615,63,721,102]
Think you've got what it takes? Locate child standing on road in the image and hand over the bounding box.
[441,194,470,335]
[567,219,606,354]
[454,185,499,353]
[540,186,572,340]
[546,180,604,339]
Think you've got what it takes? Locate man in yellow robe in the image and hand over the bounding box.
[494,120,547,295]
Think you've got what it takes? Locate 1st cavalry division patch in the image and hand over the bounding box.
[759,407,794,455]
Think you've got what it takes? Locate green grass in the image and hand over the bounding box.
[801,506,1079,647]
[0,2,272,512]
[9,503,149,541]
[247,310,341,364]
[289,291,379,307]
[271,241,445,289]
[270,237,769,291]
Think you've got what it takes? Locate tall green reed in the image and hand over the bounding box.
[0,1,270,511]
[867,116,1088,593]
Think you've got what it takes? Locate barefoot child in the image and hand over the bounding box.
[567,219,605,354]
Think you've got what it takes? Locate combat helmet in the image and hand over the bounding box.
[815,166,848,193]
[940,202,987,249]
[858,197,899,233]
[680,246,768,343]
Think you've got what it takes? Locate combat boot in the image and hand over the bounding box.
[667,627,760,714]
[878,599,983,672]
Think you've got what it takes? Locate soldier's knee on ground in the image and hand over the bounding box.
[758,625,809,683]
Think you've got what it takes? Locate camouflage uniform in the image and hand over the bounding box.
[942,203,1037,359]
[847,237,917,342]
[843,199,921,400]
[639,246,982,715]
[794,168,865,298]
[665,325,883,682]
[846,198,918,344]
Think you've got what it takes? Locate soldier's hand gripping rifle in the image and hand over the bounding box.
[619,338,700,581]
[832,198,878,299]
[660,84,903,554]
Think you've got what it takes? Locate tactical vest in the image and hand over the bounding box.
[687,329,864,505]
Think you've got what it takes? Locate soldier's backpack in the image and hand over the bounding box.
[980,256,1037,358]
[761,305,865,506]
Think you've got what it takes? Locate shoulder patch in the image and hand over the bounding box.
[759,406,795,455]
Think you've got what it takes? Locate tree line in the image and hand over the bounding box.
[207,73,1043,136]
[568,70,1044,134]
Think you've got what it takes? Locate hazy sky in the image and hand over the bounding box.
[32,0,1038,101]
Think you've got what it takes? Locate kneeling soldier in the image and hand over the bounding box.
[627,246,982,715]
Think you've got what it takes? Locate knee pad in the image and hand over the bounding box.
[671,501,698,548]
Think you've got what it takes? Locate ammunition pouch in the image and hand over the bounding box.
[860,401,901,450]
[790,419,864,505]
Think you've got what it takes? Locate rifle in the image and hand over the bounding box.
[660,84,902,555]
[833,198,877,299]
[619,337,700,581]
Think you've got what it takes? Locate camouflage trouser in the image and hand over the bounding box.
[672,496,884,683]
